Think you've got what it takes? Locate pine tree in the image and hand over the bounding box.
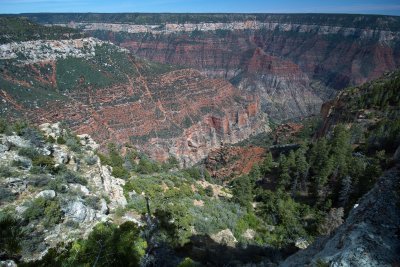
[278,154,291,189]
[261,151,274,174]
[295,145,309,192]
[339,175,352,207]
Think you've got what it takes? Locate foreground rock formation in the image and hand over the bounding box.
[0,123,128,260]
[281,164,400,266]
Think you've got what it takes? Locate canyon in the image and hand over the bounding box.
[1,14,400,165]
[51,14,400,120]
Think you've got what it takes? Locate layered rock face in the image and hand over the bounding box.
[59,16,400,120]
[0,37,268,166]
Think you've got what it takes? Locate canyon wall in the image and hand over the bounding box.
[46,16,400,121]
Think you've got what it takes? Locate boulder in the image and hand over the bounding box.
[39,122,62,139]
[295,238,310,249]
[0,143,10,153]
[210,229,237,247]
[36,190,56,199]
[52,145,70,164]
[64,200,96,223]
[0,260,17,267]
[69,184,90,196]
[99,198,109,215]
[4,135,30,148]
[77,134,99,150]
[242,229,256,240]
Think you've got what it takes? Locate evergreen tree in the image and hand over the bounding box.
[278,154,291,189]
[261,152,274,174]
[339,175,352,207]
[330,125,352,179]
[232,175,253,209]
[295,145,310,193]
[309,138,333,198]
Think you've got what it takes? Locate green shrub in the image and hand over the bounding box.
[205,185,213,197]
[112,165,129,179]
[0,188,16,203]
[0,119,7,134]
[58,169,88,185]
[23,197,63,227]
[137,157,159,174]
[177,257,198,267]
[28,175,52,188]
[12,159,31,169]
[183,167,203,180]
[0,211,23,257]
[56,136,66,144]
[65,136,81,153]
[32,155,54,168]
[84,155,97,165]
[47,135,56,143]
[32,221,146,266]
[85,196,101,210]
[47,177,67,193]
[11,121,28,136]
[18,147,39,159]
[0,165,15,178]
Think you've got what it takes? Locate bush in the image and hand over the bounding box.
[112,165,129,179]
[0,165,15,178]
[47,135,56,143]
[0,211,23,257]
[56,136,66,144]
[137,157,159,174]
[0,187,16,203]
[23,197,63,227]
[85,196,101,210]
[28,175,52,188]
[22,127,45,147]
[12,159,31,170]
[58,169,88,185]
[65,136,81,153]
[84,155,97,165]
[11,121,28,136]
[177,258,198,267]
[47,177,67,193]
[32,155,55,169]
[205,185,214,197]
[0,119,8,134]
[34,221,146,266]
[18,146,39,159]
[183,167,201,180]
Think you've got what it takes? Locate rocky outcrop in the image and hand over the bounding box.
[0,37,125,64]
[281,166,400,267]
[0,123,129,260]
